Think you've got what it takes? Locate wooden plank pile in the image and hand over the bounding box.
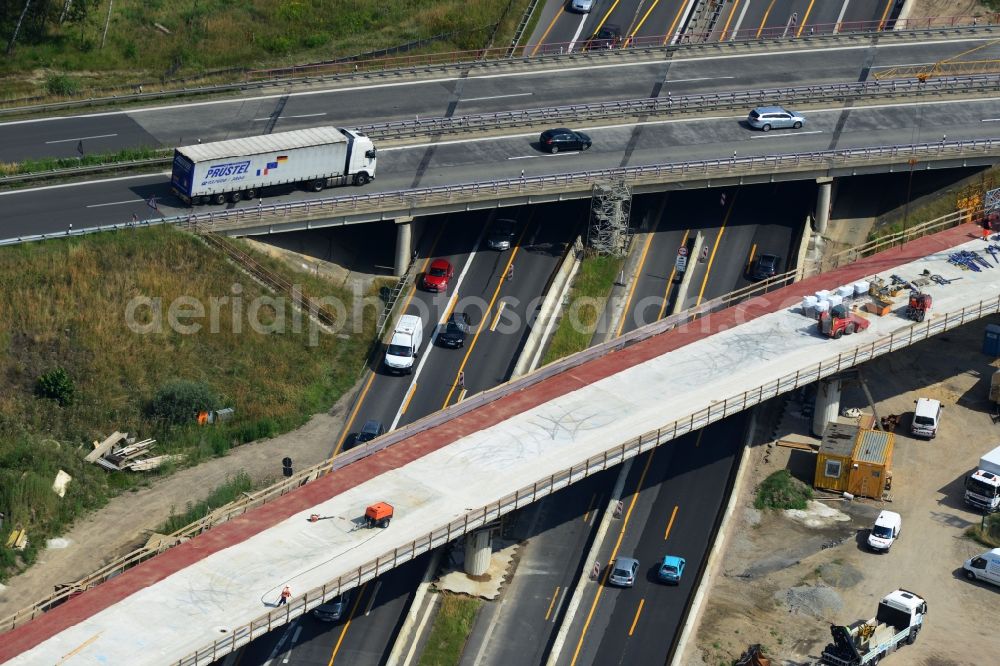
[86,431,181,471]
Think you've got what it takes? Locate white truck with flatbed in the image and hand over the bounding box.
[170,126,376,206]
[965,444,1000,512]
[819,589,926,666]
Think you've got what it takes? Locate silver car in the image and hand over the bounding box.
[608,556,639,587]
[747,106,805,132]
[487,218,516,251]
[570,0,595,12]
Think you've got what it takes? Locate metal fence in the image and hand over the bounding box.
[174,293,1000,665]
[0,204,981,637]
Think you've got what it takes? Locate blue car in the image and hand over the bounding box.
[658,555,685,584]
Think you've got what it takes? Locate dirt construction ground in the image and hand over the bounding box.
[689,316,1000,666]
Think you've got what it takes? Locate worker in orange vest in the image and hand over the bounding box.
[278,585,291,606]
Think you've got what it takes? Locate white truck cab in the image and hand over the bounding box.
[384,314,423,375]
[964,548,1000,586]
[911,398,942,439]
[867,510,901,552]
[965,444,1000,512]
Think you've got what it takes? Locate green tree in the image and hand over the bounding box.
[148,380,219,425]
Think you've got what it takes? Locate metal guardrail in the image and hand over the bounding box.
[1,22,996,117]
[175,293,1000,665]
[2,139,995,247]
[7,73,999,188]
[0,203,980,636]
[12,74,1000,184]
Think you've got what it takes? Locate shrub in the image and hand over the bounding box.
[35,368,74,406]
[45,74,79,96]
[754,469,813,511]
[148,380,219,425]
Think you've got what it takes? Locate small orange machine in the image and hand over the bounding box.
[364,502,394,528]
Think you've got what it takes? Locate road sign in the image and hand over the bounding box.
[677,246,689,257]
[675,255,688,273]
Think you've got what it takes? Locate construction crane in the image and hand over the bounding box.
[873,38,1000,81]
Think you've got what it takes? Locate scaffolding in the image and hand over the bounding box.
[587,181,632,255]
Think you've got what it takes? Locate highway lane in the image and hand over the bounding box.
[4,35,999,162]
[236,204,579,666]
[574,415,747,666]
[7,94,1000,239]
[730,0,899,39]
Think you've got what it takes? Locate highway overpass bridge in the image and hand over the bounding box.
[1,220,998,665]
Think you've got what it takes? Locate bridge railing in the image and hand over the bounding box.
[174,294,1000,665]
[0,201,983,637]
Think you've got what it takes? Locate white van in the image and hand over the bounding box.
[964,547,1000,586]
[384,314,423,375]
[867,510,901,552]
[911,398,942,439]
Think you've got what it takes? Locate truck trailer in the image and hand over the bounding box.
[819,589,926,666]
[965,444,1000,512]
[170,127,376,206]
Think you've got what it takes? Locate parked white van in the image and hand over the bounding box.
[911,398,942,438]
[964,547,1000,586]
[867,510,901,552]
[384,314,423,375]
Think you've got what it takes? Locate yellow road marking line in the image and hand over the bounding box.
[545,586,561,621]
[796,0,816,37]
[333,372,376,455]
[695,191,739,306]
[490,300,506,331]
[570,450,657,665]
[719,0,741,41]
[628,598,645,636]
[756,0,777,39]
[658,0,688,46]
[664,505,679,540]
[530,9,563,57]
[400,382,417,416]
[328,582,368,666]
[614,232,656,337]
[746,242,757,273]
[878,0,894,31]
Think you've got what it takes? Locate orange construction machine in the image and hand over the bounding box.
[819,305,871,339]
[905,291,932,322]
[364,502,394,528]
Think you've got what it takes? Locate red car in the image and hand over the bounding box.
[422,258,453,292]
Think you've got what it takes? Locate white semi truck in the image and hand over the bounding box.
[170,126,376,206]
[965,443,1000,512]
[819,589,926,666]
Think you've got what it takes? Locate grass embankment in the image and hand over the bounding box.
[418,594,482,666]
[754,469,813,511]
[0,146,168,177]
[158,470,262,535]
[0,226,374,581]
[541,254,624,365]
[0,0,532,100]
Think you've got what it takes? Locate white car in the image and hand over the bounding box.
[570,0,595,12]
[867,510,901,552]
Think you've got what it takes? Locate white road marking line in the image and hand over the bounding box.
[5,35,989,128]
[365,581,381,616]
[567,11,590,54]
[461,93,533,102]
[389,221,489,431]
[982,118,1000,122]
[870,62,936,68]
[750,129,823,139]
[0,172,167,196]
[507,154,537,160]
[280,625,302,664]
[834,0,851,34]
[288,112,326,118]
[667,76,735,83]
[262,619,299,666]
[45,133,118,144]
[730,0,753,38]
[86,199,144,208]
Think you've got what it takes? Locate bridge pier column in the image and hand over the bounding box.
[812,378,842,437]
[464,529,492,576]
[394,216,414,277]
[814,177,834,235]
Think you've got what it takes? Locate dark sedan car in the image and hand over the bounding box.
[749,253,782,281]
[539,128,592,154]
[438,312,472,348]
[583,23,622,51]
[350,419,384,448]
